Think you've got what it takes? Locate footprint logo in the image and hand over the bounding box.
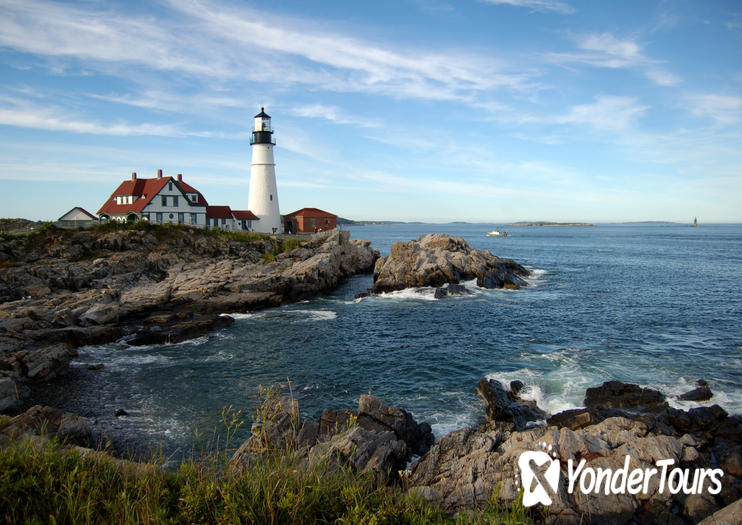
[515,442,560,507]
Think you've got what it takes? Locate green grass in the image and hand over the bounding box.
[0,400,532,524]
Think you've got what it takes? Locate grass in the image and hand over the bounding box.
[0,437,532,524]
[1,221,312,263]
[0,393,533,524]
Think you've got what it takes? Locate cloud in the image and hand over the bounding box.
[549,32,680,86]
[289,104,381,128]
[555,96,648,132]
[0,0,532,104]
[0,106,180,136]
[480,0,574,14]
[687,94,742,126]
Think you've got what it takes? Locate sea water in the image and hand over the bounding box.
[36,223,742,458]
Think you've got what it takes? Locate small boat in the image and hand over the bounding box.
[692,217,698,227]
[486,230,508,237]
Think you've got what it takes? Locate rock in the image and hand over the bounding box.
[87,363,104,371]
[308,426,407,487]
[510,380,524,396]
[0,405,93,447]
[433,287,447,299]
[353,292,370,299]
[357,394,434,457]
[114,409,128,417]
[584,380,666,410]
[697,497,742,525]
[372,233,528,293]
[232,394,301,465]
[0,376,19,411]
[547,408,595,430]
[678,386,713,401]
[319,408,356,438]
[477,378,547,430]
[445,283,471,296]
[1,228,379,386]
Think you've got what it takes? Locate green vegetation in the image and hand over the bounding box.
[0,397,533,524]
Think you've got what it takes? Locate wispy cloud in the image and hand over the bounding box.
[687,94,742,126]
[0,106,180,136]
[479,0,574,15]
[289,104,381,128]
[0,0,532,105]
[549,32,680,86]
[555,96,648,132]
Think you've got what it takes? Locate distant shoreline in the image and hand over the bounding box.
[509,221,595,227]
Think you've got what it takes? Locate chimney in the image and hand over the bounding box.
[131,172,137,180]
[177,173,183,182]
[157,169,163,179]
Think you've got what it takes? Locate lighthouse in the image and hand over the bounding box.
[247,107,281,233]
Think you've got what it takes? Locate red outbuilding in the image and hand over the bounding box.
[283,208,337,234]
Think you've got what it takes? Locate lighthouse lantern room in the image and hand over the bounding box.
[247,107,281,233]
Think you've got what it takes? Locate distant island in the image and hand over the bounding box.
[510,221,595,227]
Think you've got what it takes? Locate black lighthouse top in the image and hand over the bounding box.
[251,107,275,145]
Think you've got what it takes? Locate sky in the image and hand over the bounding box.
[0,0,741,223]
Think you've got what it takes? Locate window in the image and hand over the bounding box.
[221,218,226,225]
[161,195,167,206]
[156,212,163,223]
[168,182,173,191]
[311,218,316,228]
[270,194,273,201]
[178,213,184,224]
[326,219,330,226]
[191,195,198,202]
[173,195,179,207]
[191,213,197,224]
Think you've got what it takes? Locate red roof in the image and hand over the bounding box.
[206,205,233,219]
[97,175,208,216]
[232,210,259,220]
[178,180,209,206]
[285,207,337,218]
[98,177,170,215]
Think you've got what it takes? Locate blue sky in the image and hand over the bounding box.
[0,0,740,222]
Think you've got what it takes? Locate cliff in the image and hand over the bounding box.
[0,224,378,411]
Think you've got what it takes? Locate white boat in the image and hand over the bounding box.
[486,230,508,237]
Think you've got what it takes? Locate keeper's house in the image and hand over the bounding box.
[283,208,337,234]
[98,170,259,231]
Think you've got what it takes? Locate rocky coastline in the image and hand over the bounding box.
[3,378,740,524]
[0,225,379,411]
[3,226,740,522]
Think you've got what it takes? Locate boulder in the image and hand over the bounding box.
[0,376,19,411]
[678,386,714,402]
[584,380,666,410]
[357,394,434,457]
[477,378,548,430]
[372,234,528,293]
[0,405,94,447]
[308,426,407,487]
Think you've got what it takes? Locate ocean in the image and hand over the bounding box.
[37,223,742,459]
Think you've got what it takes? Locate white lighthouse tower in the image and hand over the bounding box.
[247,107,281,233]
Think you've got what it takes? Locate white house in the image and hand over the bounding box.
[57,207,97,228]
[98,169,263,233]
[98,170,208,226]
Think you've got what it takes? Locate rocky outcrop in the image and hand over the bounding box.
[0,404,96,448]
[410,380,742,524]
[372,234,528,293]
[477,378,548,430]
[0,228,378,403]
[232,393,433,487]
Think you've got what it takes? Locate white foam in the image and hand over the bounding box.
[224,312,262,320]
[374,287,438,301]
[289,309,338,321]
